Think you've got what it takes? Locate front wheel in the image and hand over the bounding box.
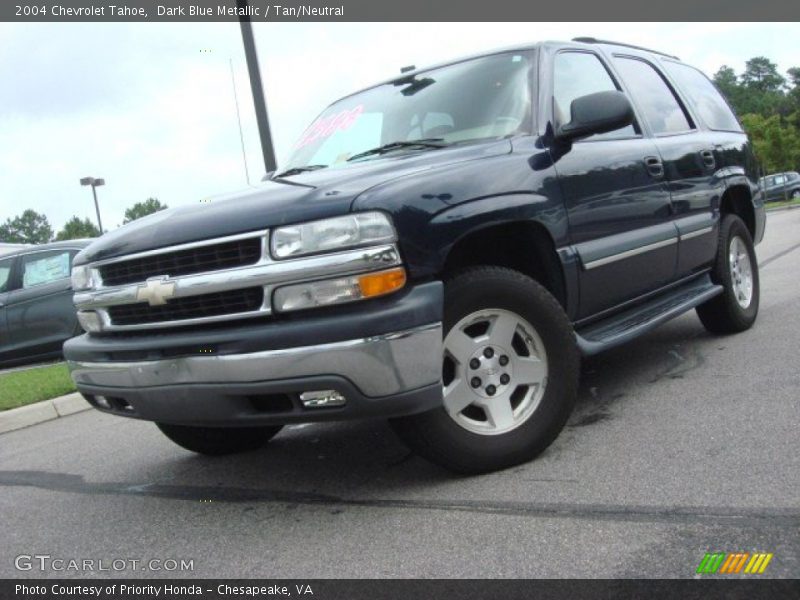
[696,214,759,334]
[390,267,580,474]
[156,423,283,455]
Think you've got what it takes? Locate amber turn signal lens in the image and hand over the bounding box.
[358,267,407,298]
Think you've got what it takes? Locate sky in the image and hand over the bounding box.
[0,22,798,234]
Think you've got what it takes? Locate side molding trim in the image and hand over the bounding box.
[679,226,713,241]
[582,238,677,270]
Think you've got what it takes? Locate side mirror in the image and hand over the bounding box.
[556,90,634,141]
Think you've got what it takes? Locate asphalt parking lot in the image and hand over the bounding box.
[1,209,798,579]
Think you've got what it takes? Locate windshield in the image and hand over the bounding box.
[281,53,532,172]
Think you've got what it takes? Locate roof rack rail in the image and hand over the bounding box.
[571,37,680,60]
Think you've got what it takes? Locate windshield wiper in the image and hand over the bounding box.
[347,138,447,162]
[274,164,328,178]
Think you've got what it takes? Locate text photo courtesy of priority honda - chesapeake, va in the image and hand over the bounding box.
[0,3,798,597]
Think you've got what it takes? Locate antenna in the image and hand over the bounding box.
[229,58,251,185]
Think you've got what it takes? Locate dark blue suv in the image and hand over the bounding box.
[64,39,764,473]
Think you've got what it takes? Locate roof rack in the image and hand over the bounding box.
[572,37,680,60]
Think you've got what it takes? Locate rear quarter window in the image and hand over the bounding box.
[663,61,742,132]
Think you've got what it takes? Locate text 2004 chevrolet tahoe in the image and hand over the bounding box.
[64,39,765,473]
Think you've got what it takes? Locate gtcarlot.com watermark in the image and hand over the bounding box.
[14,554,194,573]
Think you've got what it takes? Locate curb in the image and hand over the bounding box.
[0,392,91,435]
[766,204,800,213]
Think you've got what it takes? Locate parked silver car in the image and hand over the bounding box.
[0,239,93,366]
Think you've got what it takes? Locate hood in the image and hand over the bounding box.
[76,139,511,264]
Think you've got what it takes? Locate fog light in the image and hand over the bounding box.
[300,390,346,408]
[94,395,111,409]
[273,267,406,312]
[77,310,102,333]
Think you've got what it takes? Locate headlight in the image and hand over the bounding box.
[270,212,396,259]
[71,265,94,291]
[273,267,407,312]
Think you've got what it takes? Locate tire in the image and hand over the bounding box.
[696,214,759,334]
[156,423,282,456]
[791,189,800,199]
[390,266,580,474]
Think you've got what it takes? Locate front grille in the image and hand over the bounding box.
[99,237,262,286]
[108,287,264,326]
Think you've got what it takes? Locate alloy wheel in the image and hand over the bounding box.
[442,309,548,435]
[729,235,754,309]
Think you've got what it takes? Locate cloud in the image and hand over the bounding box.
[1,22,798,235]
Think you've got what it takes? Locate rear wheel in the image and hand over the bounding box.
[791,189,800,199]
[696,214,759,334]
[390,267,579,474]
[156,423,282,455]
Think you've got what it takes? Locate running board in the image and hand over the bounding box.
[575,275,723,356]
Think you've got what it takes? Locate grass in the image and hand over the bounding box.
[0,363,77,411]
[766,197,800,210]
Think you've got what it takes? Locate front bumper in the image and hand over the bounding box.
[64,282,443,426]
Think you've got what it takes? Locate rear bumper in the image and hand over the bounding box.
[64,282,444,426]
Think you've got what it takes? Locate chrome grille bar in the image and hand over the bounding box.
[75,234,401,331]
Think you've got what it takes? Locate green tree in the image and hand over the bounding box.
[788,67,800,89]
[0,209,53,244]
[55,216,100,241]
[738,57,788,115]
[713,66,739,97]
[713,65,747,116]
[787,67,800,112]
[741,57,785,93]
[715,58,796,117]
[740,113,800,173]
[123,197,168,224]
[711,57,800,174]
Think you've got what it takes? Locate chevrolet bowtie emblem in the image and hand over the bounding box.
[136,276,176,306]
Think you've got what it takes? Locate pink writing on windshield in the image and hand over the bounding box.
[294,105,364,149]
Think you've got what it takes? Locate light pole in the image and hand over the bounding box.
[237,0,276,174]
[80,176,105,233]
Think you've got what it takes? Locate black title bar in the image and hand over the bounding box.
[3,0,800,22]
[4,579,800,600]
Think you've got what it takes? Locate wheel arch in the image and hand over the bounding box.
[440,219,568,310]
[720,182,756,240]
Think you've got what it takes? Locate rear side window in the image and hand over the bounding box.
[553,51,636,139]
[614,57,692,135]
[0,257,14,293]
[663,61,742,132]
[20,250,72,288]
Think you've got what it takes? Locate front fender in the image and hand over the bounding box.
[352,143,566,278]
[427,192,567,273]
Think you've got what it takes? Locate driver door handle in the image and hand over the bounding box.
[700,149,716,170]
[644,156,664,179]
